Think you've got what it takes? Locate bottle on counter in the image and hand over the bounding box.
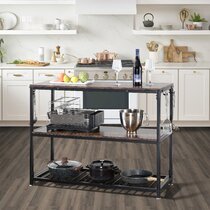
[133,49,142,87]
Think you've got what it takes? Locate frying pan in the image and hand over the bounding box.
[121,169,152,184]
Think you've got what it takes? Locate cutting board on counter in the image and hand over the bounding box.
[16,62,50,67]
[164,39,195,62]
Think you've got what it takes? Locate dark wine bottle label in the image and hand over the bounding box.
[134,74,141,83]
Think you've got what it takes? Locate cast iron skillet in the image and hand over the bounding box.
[121,169,152,184]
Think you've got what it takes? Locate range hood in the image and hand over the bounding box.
[76,0,137,15]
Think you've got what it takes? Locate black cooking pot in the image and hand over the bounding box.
[48,158,82,180]
[87,160,120,182]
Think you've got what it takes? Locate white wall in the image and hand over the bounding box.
[1,4,210,63]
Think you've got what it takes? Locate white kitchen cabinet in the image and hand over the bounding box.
[137,69,147,111]
[34,70,65,121]
[147,69,178,121]
[179,70,209,121]
[3,70,33,120]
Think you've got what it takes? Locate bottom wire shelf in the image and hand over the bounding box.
[33,169,172,197]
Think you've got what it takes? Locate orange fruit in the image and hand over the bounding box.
[57,73,65,82]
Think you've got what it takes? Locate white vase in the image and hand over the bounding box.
[149,51,159,64]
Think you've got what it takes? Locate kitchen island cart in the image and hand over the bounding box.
[29,81,174,198]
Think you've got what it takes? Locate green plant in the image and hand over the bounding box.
[189,12,207,22]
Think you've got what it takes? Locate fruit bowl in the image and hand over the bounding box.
[56,72,89,83]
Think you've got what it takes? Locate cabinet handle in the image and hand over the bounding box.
[44,74,54,77]
[13,74,23,77]
[162,71,165,74]
[193,70,197,74]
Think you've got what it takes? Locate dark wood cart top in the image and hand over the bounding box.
[30,81,173,93]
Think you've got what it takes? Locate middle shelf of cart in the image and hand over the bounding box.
[33,125,171,144]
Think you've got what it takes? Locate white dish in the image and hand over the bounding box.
[50,80,95,85]
[0,12,18,30]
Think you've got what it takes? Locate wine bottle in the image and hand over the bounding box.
[133,49,142,87]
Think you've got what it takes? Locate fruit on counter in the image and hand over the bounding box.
[63,75,70,83]
[71,76,79,83]
[57,73,65,82]
[68,72,74,79]
[79,71,89,83]
[56,72,88,83]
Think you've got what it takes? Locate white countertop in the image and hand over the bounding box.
[0,62,210,70]
[155,62,210,69]
[0,62,76,69]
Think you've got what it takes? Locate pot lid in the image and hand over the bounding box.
[48,160,82,169]
[90,160,114,169]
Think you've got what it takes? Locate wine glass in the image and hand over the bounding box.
[145,59,155,86]
[112,59,122,86]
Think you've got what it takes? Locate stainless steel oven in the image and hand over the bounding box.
[72,61,138,123]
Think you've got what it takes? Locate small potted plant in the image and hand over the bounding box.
[189,12,207,30]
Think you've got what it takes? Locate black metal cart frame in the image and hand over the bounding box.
[29,82,174,198]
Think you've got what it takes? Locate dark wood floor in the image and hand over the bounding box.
[0,127,210,210]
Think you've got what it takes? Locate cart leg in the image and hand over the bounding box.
[156,91,161,198]
[50,90,55,161]
[169,87,174,183]
[50,137,54,161]
[29,88,35,185]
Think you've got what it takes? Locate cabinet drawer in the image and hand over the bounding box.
[3,70,33,81]
[34,70,64,81]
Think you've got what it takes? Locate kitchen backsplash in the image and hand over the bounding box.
[1,4,210,62]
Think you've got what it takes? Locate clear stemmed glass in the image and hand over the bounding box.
[112,59,122,86]
[145,59,155,86]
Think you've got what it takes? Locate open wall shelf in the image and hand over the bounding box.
[0,30,77,35]
[133,29,210,36]
[0,0,75,5]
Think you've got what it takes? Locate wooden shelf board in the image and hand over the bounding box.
[0,30,77,35]
[0,0,75,5]
[133,30,210,36]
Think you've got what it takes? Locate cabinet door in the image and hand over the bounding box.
[147,70,178,121]
[34,70,65,121]
[3,81,31,120]
[179,70,209,121]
